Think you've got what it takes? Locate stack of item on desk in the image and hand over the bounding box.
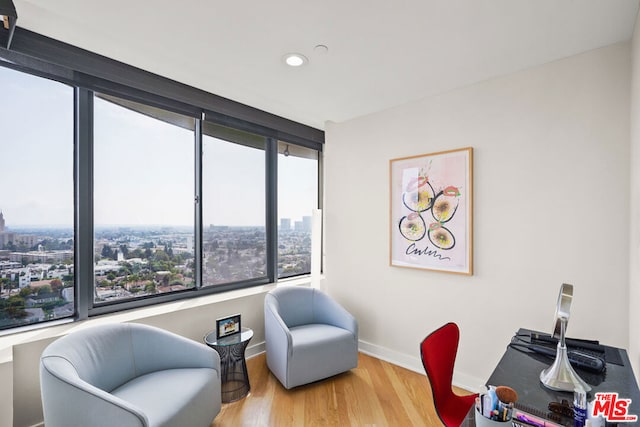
[475,385,565,427]
[513,331,609,374]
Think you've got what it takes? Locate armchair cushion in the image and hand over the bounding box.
[112,368,217,427]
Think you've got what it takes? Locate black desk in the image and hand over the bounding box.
[480,328,640,426]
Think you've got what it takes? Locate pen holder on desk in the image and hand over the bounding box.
[475,390,514,426]
[474,407,511,426]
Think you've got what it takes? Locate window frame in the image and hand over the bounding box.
[277,142,320,279]
[200,120,270,289]
[0,27,323,327]
[90,92,198,308]
[0,65,76,329]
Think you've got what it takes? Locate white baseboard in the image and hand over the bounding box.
[358,339,425,374]
[358,339,485,393]
[246,341,265,359]
[245,339,484,393]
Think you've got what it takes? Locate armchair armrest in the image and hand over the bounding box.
[264,294,294,382]
[40,356,148,427]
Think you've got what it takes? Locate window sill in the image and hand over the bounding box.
[0,275,318,364]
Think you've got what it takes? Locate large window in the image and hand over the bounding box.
[0,29,323,333]
[93,94,196,303]
[0,66,75,329]
[202,124,267,286]
[277,142,318,278]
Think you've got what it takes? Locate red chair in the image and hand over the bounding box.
[420,322,478,427]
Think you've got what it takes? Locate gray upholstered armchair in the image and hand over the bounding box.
[40,323,221,427]
[264,286,358,389]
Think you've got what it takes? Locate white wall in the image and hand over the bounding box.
[324,43,631,389]
[630,11,640,381]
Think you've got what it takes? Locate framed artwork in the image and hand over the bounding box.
[389,147,473,275]
[216,314,241,339]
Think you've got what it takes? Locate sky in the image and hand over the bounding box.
[1,66,74,227]
[1,66,317,228]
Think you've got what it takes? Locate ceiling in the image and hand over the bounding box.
[13,0,640,130]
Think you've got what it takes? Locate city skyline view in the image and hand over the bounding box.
[0,209,315,329]
[1,63,318,331]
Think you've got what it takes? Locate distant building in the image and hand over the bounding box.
[95,287,128,300]
[0,212,44,249]
[0,231,16,250]
[209,225,229,231]
[94,260,121,276]
[0,260,21,271]
[9,251,73,264]
[302,216,312,232]
[19,270,31,288]
[293,216,312,232]
[26,292,59,307]
[15,234,43,248]
[47,269,68,279]
[280,218,291,231]
[0,211,16,249]
[62,287,74,302]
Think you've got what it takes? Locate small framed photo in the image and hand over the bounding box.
[216,314,241,339]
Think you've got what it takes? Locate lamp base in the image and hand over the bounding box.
[540,342,591,392]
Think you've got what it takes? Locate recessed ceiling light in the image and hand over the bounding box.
[314,45,329,55]
[283,53,308,67]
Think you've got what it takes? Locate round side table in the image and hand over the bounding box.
[204,327,253,403]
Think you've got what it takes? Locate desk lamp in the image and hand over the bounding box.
[539,283,591,392]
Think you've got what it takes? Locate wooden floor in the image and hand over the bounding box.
[212,352,471,427]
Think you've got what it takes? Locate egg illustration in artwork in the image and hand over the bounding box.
[402,179,435,212]
[398,212,426,241]
[431,191,459,223]
[427,223,455,250]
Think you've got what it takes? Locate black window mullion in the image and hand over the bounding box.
[74,87,94,319]
[266,138,278,282]
[195,116,203,288]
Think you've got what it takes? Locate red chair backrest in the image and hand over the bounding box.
[420,322,477,426]
[420,322,459,404]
